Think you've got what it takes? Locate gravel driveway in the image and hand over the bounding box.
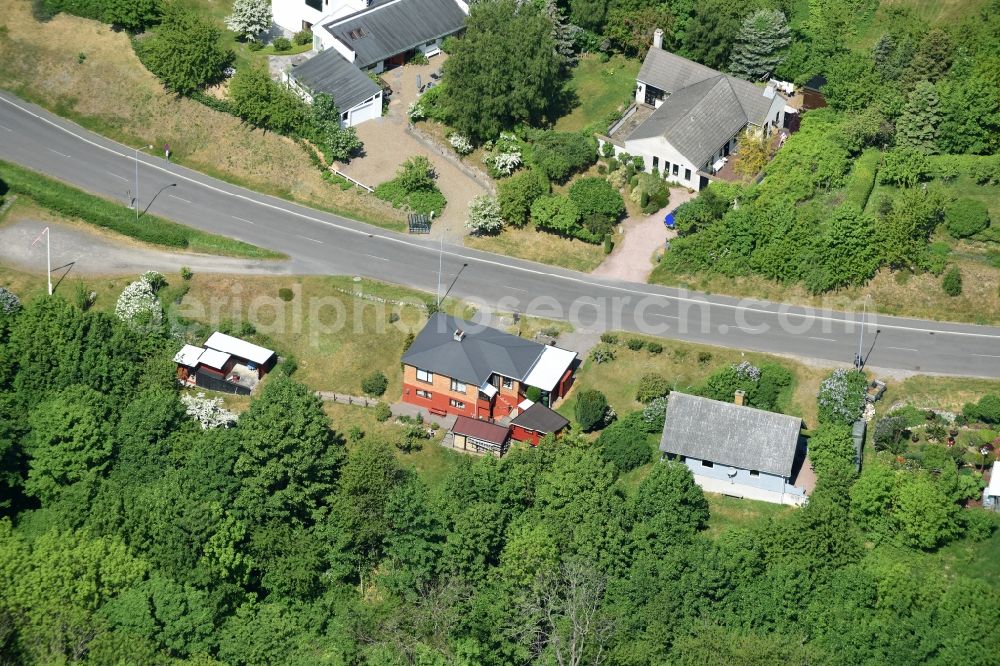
[591,187,696,282]
[0,218,288,276]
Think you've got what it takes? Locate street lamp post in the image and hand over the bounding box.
[135,144,153,220]
[857,294,870,368]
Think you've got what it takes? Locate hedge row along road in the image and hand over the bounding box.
[1,90,999,378]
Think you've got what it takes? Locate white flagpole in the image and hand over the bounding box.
[31,227,52,295]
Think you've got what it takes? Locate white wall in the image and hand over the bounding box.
[622,135,701,188]
[271,0,368,35]
[344,92,382,127]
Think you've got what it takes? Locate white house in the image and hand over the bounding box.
[600,29,787,191]
[277,0,469,127]
[659,392,808,506]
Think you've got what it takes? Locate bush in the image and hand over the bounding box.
[525,386,542,403]
[873,415,908,454]
[228,66,310,136]
[225,0,271,41]
[603,236,613,254]
[528,131,597,183]
[409,51,428,65]
[0,286,22,315]
[942,266,963,297]
[575,389,608,432]
[817,369,867,425]
[272,36,292,52]
[600,333,618,344]
[483,132,523,177]
[878,147,931,188]
[589,343,616,364]
[969,155,1000,185]
[103,0,161,31]
[568,177,625,224]
[635,373,669,404]
[180,266,193,281]
[362,371,389,397]
[466,195,504,234]
[598,417,653,471]
[374,156,447,216]
[626,338,645,351]
[497,169,548,227]
[531,195,580,236]
[647,342,663,354]
[373,402,392,422]
[963,394,1000,424]
[136,4,233,95]
[945,199,990,239]
[293,29,312,46]
[641,396,668,432]
[449,133,473,155]
[808,424,856,477]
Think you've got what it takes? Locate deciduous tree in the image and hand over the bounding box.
[225,0,272,42]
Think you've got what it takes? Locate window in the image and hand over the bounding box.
[749,470,760,477]
[684,168,691,181]
[450,379,467,393]
[416,389,432,399]
[502,378,513,390]
[449,399,465,409]
[341,111,348,121]
[305,0,322,10]
[701,460,714,468]
[652,156,659,170]
[416,369,433,383]
[672,164,679,176]
[664,161,670,174]
[426,40,435,46]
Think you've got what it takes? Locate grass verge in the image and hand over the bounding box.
[0,160,284,259]
[465,223,611,272]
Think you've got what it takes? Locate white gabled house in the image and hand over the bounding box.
[599,29,787,191]
[273,0,469,127]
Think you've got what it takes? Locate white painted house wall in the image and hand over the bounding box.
[622,135,700,186]
[271,0,368,34]
[678,455,806,506]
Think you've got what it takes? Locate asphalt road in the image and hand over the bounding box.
[2,91,999,378]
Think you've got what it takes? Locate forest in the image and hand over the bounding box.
[1,284,998,665]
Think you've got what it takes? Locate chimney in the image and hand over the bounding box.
[734,390,745,406]
[454,328,465,342]
[653,28,663,50]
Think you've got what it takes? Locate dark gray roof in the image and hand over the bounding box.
[290,50,382,111]
[322,0,468,69]
[402,313,546,386]
[631,48,782,165]
[511,403,569,434]
[638,48,720,95]
[659,392,801,477]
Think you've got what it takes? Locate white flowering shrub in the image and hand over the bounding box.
[449,133,473,155]
[642,396,668,429]
[483,132,523,177]
[407,100,426,121]
[225,0,272,41]
[141,270,167,292]
[181,392,238,429]
[0,287,21,315]
[732,361,762,382]
[466,195,504,234]
[818,369,868,425]
[115,278,162,325]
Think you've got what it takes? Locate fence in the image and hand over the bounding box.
[194,371,251,396]
[315,391,380,407]
[329,166,374,193]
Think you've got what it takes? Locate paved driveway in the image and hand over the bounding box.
[335,59,490,238]
[591,187,695,282]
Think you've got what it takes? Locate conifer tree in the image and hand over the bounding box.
[896,81,941,154]
[729,9,791,81]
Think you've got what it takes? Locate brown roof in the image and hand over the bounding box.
[452,415,510,445]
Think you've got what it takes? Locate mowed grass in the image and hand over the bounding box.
[0,2,402,230]
[0,161,282,258]
[877,375,1000,415]
[704,493,793,537]
[465,223,610,272]
[555,54,640,133]
[557,332,827,429]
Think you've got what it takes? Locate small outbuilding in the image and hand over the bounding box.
[450,415,511,457]
[174,332,276,395]
[510,401,570,446]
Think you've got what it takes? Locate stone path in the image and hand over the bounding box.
[591,187,696,282]
[334,59,490,239]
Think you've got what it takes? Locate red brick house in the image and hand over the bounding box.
[401,313,576,420]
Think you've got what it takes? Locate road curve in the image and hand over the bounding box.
[1,91,999,378]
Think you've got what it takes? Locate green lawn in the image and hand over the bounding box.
[851,0,989,50]
[705,493,793,537]
[555,54,640,133]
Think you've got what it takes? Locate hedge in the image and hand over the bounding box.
[0,160,282,259]
[842,149,880,213]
